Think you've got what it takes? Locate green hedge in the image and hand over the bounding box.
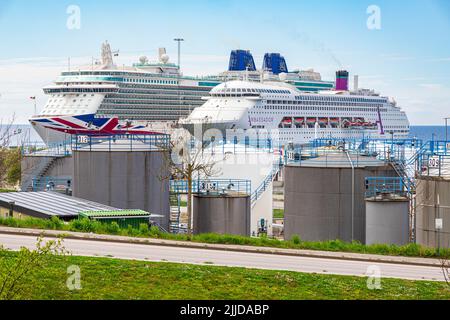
[0,216,448,258]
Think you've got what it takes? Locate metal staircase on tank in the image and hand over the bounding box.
[251,163,281,208]
[169,193,184,234]
[24,156,59,192]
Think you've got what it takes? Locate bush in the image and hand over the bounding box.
[138,223,149,235]
[105,222,120,235]
[1,215,450,259]
[149,226,162,237]
[69,218,102,233]
[291,235,301,245]
[49,216,63,230]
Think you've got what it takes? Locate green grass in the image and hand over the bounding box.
[179,200,187,207]
[0,216,449,259]
[0,251,448,300]
[273,209,284,219]
[0,189,15,193]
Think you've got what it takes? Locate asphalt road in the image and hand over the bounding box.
[0,233,445,282]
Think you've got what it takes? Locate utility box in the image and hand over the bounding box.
[79,210,154,229]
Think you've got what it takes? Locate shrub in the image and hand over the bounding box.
[138,223,149,235]
[291,235,301,245]
[49,216,63,230]
[105,222,120,235]
[149,226,162,237]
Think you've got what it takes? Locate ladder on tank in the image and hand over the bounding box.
[169,193,186,234]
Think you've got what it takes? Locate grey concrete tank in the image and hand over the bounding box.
[416,176,450,248]
[73,150,170,230]
[365,195,410,245]
[193,194,251,236]
[284,153,397,243]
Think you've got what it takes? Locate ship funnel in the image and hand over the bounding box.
[228,50,256,72]
[262,53,288,75]
[336,70,349,91]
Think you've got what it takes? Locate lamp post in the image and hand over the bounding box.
[444,117,449,142]
[174,38,184,119]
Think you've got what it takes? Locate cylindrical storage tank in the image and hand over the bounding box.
[416,176,450,248]
[193,194,251,236]
[73,150,170,231]
[284,153,397,243]
[365,195,410,245]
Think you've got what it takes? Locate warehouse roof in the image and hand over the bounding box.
[0,192,119,220]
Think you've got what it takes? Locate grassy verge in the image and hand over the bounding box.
[273,209,284,219]
[1,251,449,300]
[0,216,449,259]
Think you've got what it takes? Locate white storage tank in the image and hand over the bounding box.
[365,194,410,245]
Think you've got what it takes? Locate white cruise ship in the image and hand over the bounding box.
[29,42,335,144]
[180,76,410,145]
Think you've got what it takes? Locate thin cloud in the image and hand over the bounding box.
[380,54,415,61]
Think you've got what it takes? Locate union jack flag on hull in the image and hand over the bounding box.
[30,114,162,144]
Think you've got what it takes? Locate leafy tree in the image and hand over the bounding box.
[0,236,68,300]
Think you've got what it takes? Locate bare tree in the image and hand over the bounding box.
[162,129,224,235]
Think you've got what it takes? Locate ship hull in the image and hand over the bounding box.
[30,114,162,144]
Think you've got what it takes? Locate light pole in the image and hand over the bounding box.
[174,38,184,119]
[444,117,449,142]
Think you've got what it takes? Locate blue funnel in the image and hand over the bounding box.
[228,50,256,71]
[262,53,288,75]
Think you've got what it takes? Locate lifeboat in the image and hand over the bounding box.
[306,117,317,128]
[330,117,340,128]
[318,117,328,128]
[294,117,305,128]
[281,117,292,128]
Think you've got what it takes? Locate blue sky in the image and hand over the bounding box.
[0,0,449,124]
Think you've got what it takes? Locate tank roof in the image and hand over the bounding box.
[287,152,387,168]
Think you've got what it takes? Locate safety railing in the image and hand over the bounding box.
[418,153,450,178]
[284,147,386,167]
[170,179,251,196]
[189,136,282,156]
[31,176,72,192]
[250,164,280,205]
[22,140,72,157]
[71,134,171,152]
[365,177,411,198]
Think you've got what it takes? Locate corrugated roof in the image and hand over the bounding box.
[79,209,151,218]
[0,192,119,218]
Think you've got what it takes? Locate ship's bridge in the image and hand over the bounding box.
[209,80,297,98]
